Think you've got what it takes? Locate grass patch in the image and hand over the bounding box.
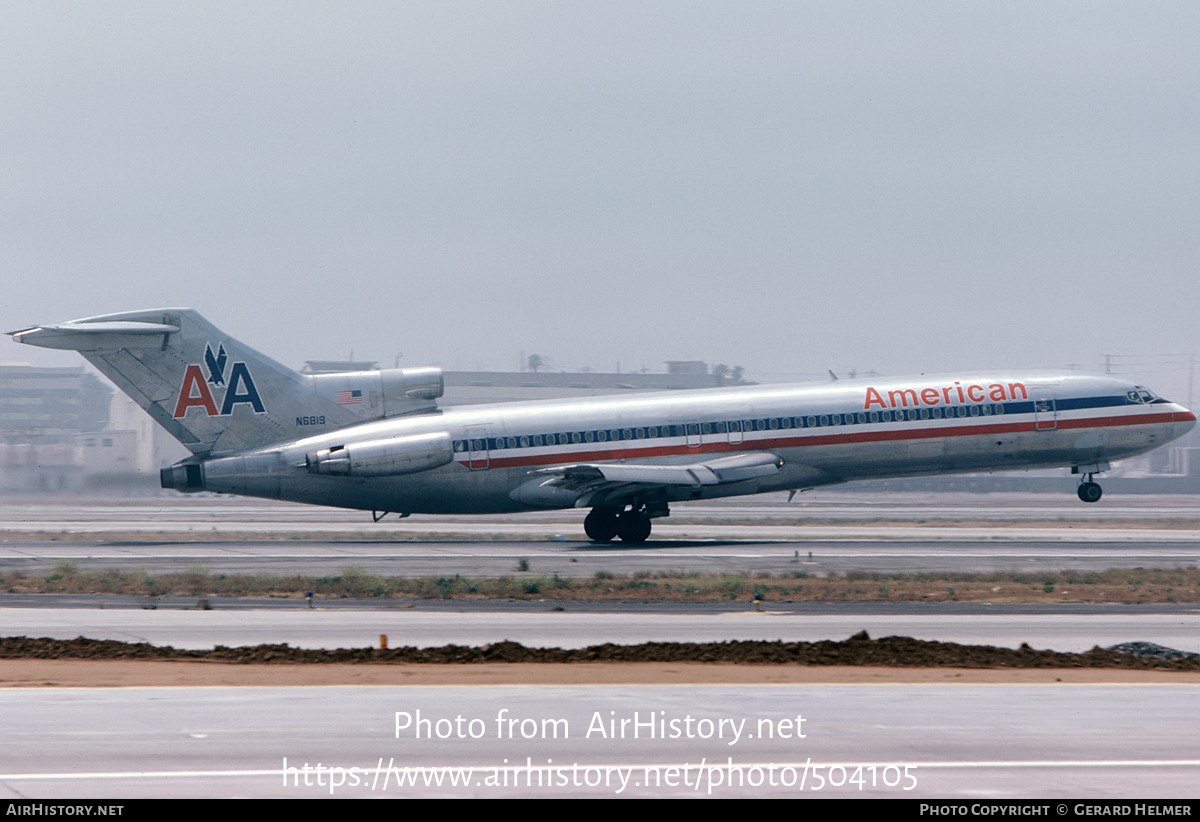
[2,567,1199,603]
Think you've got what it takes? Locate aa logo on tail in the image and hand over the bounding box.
[173,343,266,418]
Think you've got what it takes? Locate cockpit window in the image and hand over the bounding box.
[1126,387,1162,404]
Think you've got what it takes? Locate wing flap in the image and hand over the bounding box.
[510,451,786,508]
[534,451,784,490]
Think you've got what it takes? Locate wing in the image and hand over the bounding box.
[525,451,785,508]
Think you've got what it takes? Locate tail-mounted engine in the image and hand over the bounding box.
[309,367,444,418]
[306,431,454,477]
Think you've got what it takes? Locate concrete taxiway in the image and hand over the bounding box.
[2,601,1200,655]
[2,683,1198,798]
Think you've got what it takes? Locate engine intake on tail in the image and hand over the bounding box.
[380,367,443,403]
[308,367,444,418]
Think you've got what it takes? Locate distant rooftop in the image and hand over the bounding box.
[298,358,748,389]
[442,369,727,391]
[296,359,751,404]
[301,360,380,374]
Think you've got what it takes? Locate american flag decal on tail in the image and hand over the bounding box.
[337,389,363,405]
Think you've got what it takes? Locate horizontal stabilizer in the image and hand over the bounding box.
[10,319,180,351]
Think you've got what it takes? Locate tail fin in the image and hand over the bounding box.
[10,308,442,455]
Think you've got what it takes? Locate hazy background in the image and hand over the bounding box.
[3,2,1198,398]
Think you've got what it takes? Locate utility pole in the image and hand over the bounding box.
[1180,352,1190,412]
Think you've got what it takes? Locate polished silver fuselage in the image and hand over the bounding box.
[197,372,1196,514]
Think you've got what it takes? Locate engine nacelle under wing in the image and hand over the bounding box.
[306,431,454,477]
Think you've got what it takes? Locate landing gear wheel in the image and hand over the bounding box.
[584,508,620,542]
[1077,481,1102,503]
[615,510,652,544]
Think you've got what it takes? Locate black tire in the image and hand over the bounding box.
[1077,482,1102,503]
[615,511,652,544]
[584,508,619,542]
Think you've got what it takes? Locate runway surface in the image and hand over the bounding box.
[3,537,1200,577]
[3,493,1197,577]
[6,491,1200,529]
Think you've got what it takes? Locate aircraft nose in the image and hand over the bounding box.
[1175,407,1197,439]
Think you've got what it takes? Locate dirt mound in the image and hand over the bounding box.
[3,632,1199,670]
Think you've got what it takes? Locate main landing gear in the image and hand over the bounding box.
[584,504,658,544]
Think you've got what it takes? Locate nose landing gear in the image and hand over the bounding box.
[1072,462,1108,504]
[1077,478,1103,503]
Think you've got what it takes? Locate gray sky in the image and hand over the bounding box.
[4,2,1198,399]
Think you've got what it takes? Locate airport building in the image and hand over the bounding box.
[0,364,112,491]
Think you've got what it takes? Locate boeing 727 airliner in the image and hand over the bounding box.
[11,309,1196,543]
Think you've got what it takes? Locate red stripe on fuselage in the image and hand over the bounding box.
[454,410,1193,470]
